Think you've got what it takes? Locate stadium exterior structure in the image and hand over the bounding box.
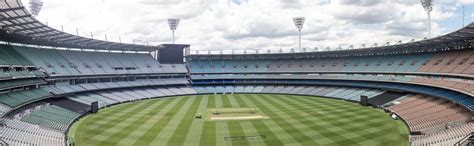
[0,0,472,145]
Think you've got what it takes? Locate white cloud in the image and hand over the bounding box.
[35,0,465,52]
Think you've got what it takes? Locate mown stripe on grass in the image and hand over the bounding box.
[121,96,187,144]
[166,95,204,145]
[149,96,198,145]
[71,94,406,146]
[183,95,209,146]
[199,94,217,146]
[269,95,353,145]
[78,99,161,145]
[276,95,400,145]
[113,96,184,145]
[241,94,301,145]
[131,96,192,145]
[254,94,321,145]
[221,94,250,146]
[231,94,270,146]
[96,97,169,145]
[214,94,232,146]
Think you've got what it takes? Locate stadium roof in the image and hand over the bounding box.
[188,23,474,59]
[0,0,160,51]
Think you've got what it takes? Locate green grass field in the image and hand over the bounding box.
[69,94,409,146]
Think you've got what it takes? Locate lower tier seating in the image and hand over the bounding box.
[193,79,474,111]
[387,95,471,133]
[0,78,189,116]
[0,119,65,146]
[43,78,189,95]
[192,74,474,97]
[20,105,80,131]
[2,85,471,146]
[0,89,52,108]
[411,122,474,146]
[192,85,385,102]
[67,86,198,108]
[0,103,11,117]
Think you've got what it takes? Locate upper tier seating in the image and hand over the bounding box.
[14,46,187,76]
[0,45,45,79]
[0,45,34,67]
[187,49,474,76]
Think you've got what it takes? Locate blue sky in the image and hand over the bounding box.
[440,4,473,33]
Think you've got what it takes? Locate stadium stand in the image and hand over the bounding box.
[0,89,52,108]
[411,122,474,146]
[191,85,385,101]
[0,46,471,146]
[186,47,473,146]
[187,49,474,77]
[14,46,187,76]
[20,105,80,131]
[387,95,471,134]
[0,0,472,145]
[1,119,66,146]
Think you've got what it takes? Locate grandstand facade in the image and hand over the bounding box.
[0,0,472,145]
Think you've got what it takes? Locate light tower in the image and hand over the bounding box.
[168,18,180,44]
[28,0,43,16]
[293,17,305,51]
[421,0,433,38]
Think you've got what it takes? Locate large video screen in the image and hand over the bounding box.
[158,44,188,64]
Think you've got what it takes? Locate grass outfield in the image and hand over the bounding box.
[69,94,409,146]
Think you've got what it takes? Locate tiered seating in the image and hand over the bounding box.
[14,46,187,76]
[66,87,197,107]
[189,49,474,76]
[1,119,65,146]
[187,50,474,109]
[42,78,189,95]
[418,49,474,75]
[0,78,46,90]
[188,52,436,73]
[0,89,52,108]
[0,103,11,116]
[0,45,45,79]
[387,95,471,133]
[14,46,81,75]
[20,105,79,131]
[411,122,474,146]
[192,85,384,101]
[412,78,474,95]
[192,74,473,96]
[0,45,32,67]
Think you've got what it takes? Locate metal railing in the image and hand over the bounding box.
[455,132,474,146]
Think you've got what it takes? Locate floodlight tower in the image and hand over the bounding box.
[421,0,433,38]
[28,0,43,16]
[168,18,180,44]
[293,17,305,51]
